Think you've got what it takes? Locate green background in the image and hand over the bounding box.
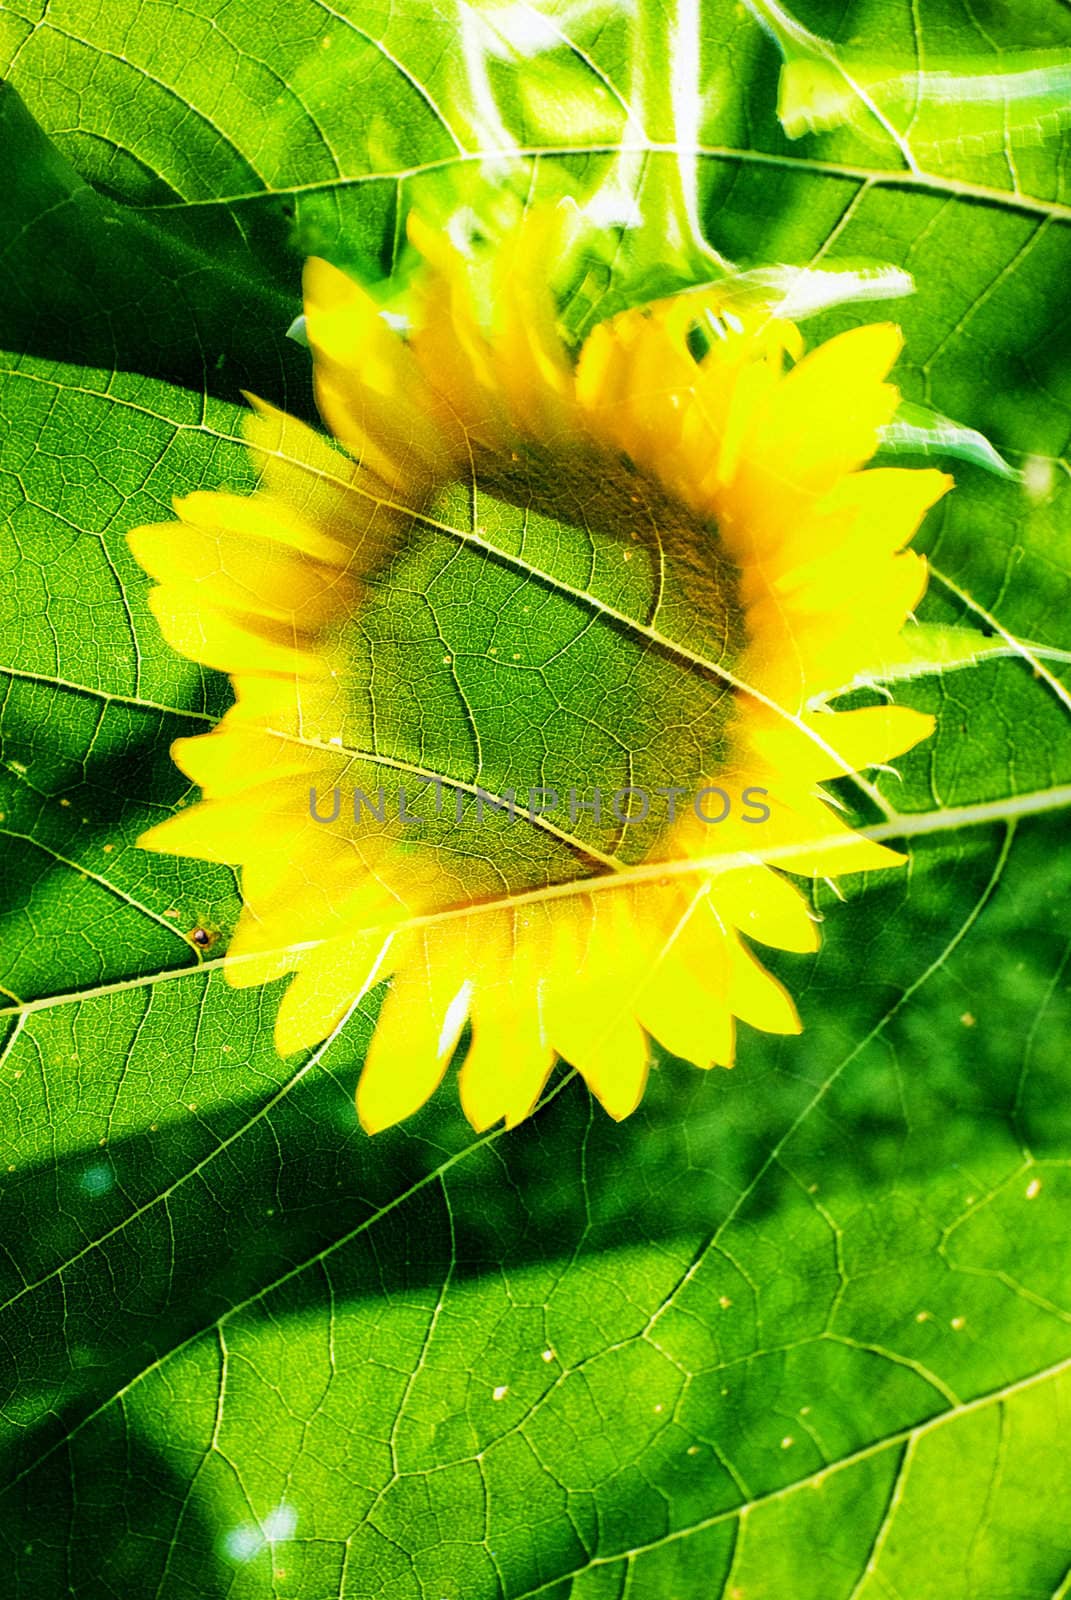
[2,0,1071,1593]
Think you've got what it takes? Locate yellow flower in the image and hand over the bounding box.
[129,213,950,1133]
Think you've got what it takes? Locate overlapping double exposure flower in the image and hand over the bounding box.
[129,213,950,1133]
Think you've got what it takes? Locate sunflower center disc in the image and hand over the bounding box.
[315,441,747,886]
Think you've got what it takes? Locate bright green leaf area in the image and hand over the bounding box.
[2,0,1071,1595]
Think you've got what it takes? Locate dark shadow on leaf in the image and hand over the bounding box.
[0,84,315,424]
[0,682,239,1002]
[0,1410,235,1598]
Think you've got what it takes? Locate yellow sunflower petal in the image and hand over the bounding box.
[138,794,306,864]
[176,489,352,565]
[457,921,556,1131]
[356,933,475,1133]
[767,467,952,582]
[242,397,401,558]
[462,1046,537,1130]
[167,727,323,799]
[459,1016,554,1132]
[537,896,653,1119]
[550,1000,652,1121]
[407,224,505,449]
[744,704,936,783]
[633,889,735,1067]
[130,513,354,630]
[303,257,458,488]
[708,865,820,953]
[743,548,929,703]
[485,211,578,437]
[145,585,323,677]
[226,850,401,990]
[726,933,802,1036]
[755,322,902,488]
[274,927,396,1057]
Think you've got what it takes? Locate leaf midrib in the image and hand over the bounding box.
[117,142,1071,223]
[2,780,1069,1021]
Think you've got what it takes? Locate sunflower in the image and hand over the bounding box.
[129,211,950,1133]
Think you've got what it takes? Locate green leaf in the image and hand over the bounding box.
[3,0,1071,1594]
[880,400,1021,480]
[750,0,1071,155]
